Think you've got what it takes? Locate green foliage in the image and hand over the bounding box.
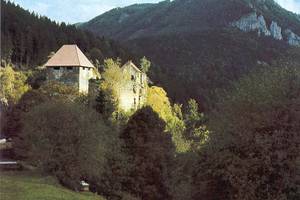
[38,81,81,102]
[98,59,132,124]
[4,81,82,138]
[193,66,300,200]
[15,101,116,191]
[120,106,175,200]
[4,89,45,138]
[26,68,48,89]
[140,56,151,74]
[89,48,104,63]
[94,89,118,119]
[0,65,30,105]
[146,86,191,152]
[100,59,130,102]
[146,86,173,121]
[170,152,198,200]
[184,99,209,151]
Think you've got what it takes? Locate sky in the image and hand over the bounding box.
[8,0,300,24]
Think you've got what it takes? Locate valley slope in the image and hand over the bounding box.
[80,0,300,106]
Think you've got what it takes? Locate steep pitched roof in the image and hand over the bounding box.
[121,61,141,72]
[45,45,95,68]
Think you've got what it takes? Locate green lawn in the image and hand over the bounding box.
[0,171,105,200]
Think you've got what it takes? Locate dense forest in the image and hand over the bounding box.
[129,30,300,105]
[1,0,135,69]
[81,0,300,107]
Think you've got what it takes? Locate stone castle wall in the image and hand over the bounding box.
[48,66,94,93]
[119,65,147,111]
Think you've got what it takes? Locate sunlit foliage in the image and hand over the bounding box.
[0,65,30,105]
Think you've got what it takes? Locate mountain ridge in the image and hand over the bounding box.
[80,0,300,43]
[79,0,300,105]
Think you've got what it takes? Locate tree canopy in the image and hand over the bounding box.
[15,101,117,191]
[193,66,300,200]
[0,65,30,105]
[120,106,175,199]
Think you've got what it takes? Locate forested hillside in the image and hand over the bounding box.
[1,0,134,69]
[81,0,300,39]
[81,0,300,106]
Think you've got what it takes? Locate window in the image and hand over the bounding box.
[131,75,135,81]
[83,67,86,70]
[54,67,60,70]
[134,98,136,105]
[133,85,136,93]
[67,67,73,70]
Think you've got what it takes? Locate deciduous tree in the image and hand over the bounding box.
[120,106,175,199]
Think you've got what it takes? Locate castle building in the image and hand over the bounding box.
[119,61,147,111]
[44,45,96,93]
[44,45,147,111]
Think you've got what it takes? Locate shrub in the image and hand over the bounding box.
[4,81,81,138]
[15,101,116,191]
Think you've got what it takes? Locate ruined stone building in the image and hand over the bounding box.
[44,44,96,93]
[119,61,148,111]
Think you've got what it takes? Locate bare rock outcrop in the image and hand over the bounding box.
[285,29,300,46]
[230,13,300,46]
[270,21,283,40]
[231,12,271,36]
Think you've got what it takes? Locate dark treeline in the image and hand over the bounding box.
[1,0,134,69]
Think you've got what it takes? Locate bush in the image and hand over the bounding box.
[15,101,116,191]
[4,81,82,138]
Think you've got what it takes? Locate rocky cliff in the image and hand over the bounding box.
[285,29,300,46]
[231,12,300,46]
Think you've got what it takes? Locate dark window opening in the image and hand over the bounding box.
[131,75,135,80]
[133,85,136,93]
[83,67,86,70]
[134,98,136,105]
[54,67,60,70]
[67,67,73,70]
